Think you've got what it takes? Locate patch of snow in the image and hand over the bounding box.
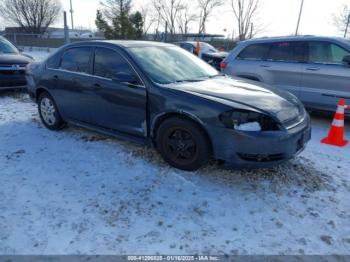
[235,121,261,131]
[0,93,350,255]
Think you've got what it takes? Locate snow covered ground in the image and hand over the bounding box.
[0,92,350,255]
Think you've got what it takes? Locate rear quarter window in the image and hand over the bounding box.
[237,44,270,60]
[46,51,62,69]
[60,47,92,74]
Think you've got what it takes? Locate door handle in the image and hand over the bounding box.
[53,75,59,80]
[306,67,320,71]
[93,83,101,89]
[260,64,271,68]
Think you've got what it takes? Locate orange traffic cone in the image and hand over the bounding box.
[321,98,348,147]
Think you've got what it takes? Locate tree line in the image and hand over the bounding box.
[0,0,263,41]
[96,0,262,41]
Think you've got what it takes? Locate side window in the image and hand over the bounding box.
[93,47,141,84]
[266,42,305,62]
[47,52,62,69]
[308,41,350,64]
[60,47,92,74]
[237,44,270,60]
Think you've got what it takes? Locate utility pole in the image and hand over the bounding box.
[64,11,70,44]
[344,14,350,38]
[70,0,74,30]
[164,21,168,42]
[295,0,304,36]
[249,23,254,39]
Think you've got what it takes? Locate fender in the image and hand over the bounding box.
[150,110,207,139]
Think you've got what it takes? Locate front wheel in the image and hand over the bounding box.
[38,92,65,130]
[156,117,211,171]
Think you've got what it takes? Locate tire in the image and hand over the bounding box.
[38,92,64,130]
[156,117,211,171]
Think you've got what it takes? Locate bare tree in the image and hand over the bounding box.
[230,0,260,40]
[177,7,197,35]
[140,6,156,35]
[0,0,62,34]
[197,0,223,34]
[152,0,185,37]
[333,4,350,37]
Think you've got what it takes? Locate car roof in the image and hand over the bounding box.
[241,35,349,44]
[67,40,174,48]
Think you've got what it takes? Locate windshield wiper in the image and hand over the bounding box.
[173,79,204,83]
[209,73,226,78]
[168,74,225,84]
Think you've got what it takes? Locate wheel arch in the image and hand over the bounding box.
[151,111,213,154]
[35,86,52,102]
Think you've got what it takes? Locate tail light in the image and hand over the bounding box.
[220,61,228,71]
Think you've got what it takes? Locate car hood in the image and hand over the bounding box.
[0,53,33,65]
[165,76,301,123]
[202,52,228,58]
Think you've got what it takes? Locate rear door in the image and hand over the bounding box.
[300,41,350,111]
[225,43,270,80]
[51,47,94,123]
[255,41,306,98]
[89,47,147,137]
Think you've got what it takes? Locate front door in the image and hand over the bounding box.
[300,41,350,111]
[89,47,147,137]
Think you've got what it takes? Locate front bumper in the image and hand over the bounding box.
[0,69,27,90]
[208,114,312,168]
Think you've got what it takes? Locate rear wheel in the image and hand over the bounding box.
[156,117,211,171]
[38,92,64,130]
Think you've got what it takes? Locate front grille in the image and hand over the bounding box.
[0,64,27,73]
[0,63,27,68]
[0,70,25,75]
[237,153,285,162]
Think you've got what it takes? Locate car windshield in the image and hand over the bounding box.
[0,38,19,54]
[128,46,218,84]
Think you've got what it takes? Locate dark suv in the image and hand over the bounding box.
[0,36,33,90]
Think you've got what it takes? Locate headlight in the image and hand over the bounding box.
[235,121,262,131]
[219,110,280,131]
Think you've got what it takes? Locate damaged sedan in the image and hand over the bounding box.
[26,41,311,171]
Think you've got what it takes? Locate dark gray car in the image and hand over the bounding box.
[222,36,350,113]
[26,41,310,171]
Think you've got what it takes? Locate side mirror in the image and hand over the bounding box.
[112,72,138,85]
[342,55,350,66]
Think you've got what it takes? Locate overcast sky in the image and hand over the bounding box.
[1,0,349,37]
